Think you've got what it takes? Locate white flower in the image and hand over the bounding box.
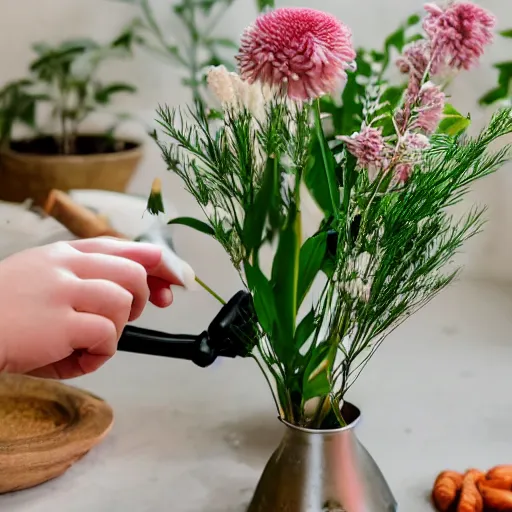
[344,277,371,303]
[280,173,296,198]
[207,65,237,105]
[207,65,271,122]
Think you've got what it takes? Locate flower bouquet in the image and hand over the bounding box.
[150,2,512,510]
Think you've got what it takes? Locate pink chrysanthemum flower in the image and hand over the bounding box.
[411,82,445,134]
[236,7,356,101]
[338,126,387,170]
[423,1,496,72]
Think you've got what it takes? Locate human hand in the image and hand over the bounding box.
[0,237,194,379]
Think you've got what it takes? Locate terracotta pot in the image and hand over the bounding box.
[0,135,143,206]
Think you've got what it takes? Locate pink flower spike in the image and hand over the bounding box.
[236,7,356,101]
[396,40,431,85]
[337,126,387,169]
[394,163,413,184]
[403,132,430,151]
[423,1,496,72]
[412,82,445,135]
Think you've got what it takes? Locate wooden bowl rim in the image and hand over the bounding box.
[0,374,113,459]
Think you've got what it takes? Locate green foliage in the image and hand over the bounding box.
[0,80,41,147]
[0,30,137,154]
[479,30,512,106]
[114,0,240,108]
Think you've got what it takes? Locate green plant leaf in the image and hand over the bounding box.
[256,0,274,11]
[167,216,215,235]
[302,342,332,401]
[295,309,316,350]
[500,29,512,38]
[18,99,36,128]
[437,104,471,136]
[339,51,366,134]
[243,156,279,255]
[304,104,339,215]
[205,38,238,49]
[244,262,276,336]
[382,26,405,70]
[406,14,421,26]
[297,231,328,307]
[271,205,301,358]
[479,86,509,106]
[95,82,137,104]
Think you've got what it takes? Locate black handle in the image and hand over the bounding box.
[118,325,217,368]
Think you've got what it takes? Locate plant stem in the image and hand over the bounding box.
[194,275,226,304]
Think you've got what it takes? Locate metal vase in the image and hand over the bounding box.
[247,402,397,512]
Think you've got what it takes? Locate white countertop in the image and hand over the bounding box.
[2,279,512,511]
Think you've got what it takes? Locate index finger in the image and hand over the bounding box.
[68,237,194,287]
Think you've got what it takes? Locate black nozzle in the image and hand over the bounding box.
[117,290,257,368]
[208,290,258,358]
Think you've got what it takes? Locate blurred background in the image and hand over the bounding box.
[0,0,510,331]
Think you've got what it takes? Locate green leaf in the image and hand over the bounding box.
[479,86,509,106]
[437,103,471,136]
[302,342,332,401]
[95,82,137,104]
[111,24,140,50]
[406,33,425,44]
[494,61,512,76]
[205,38,238,49]
[256,0,274,12]
[18,99,36,128]
[295,309,316,350]
[304,102,339,216]
[500,29,512,38]
[382,26,406,70]
[59,38,99,51]
[244,263,276,336]
[341,152,358,219]
[271,205,301,357]
[297,232,328,307]
[339,51,365,134]
[167,216,215,235]
[242,156,279,255]
[406,14,421,26]
[305,135,334,214]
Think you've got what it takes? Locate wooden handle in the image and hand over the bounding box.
[44,190,128,240]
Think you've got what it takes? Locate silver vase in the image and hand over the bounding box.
[247,402,397,512]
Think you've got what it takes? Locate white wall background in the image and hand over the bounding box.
[1,0,511,299]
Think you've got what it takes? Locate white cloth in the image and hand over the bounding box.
[0,190,177,261]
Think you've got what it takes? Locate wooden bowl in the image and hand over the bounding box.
[0,373,113,493]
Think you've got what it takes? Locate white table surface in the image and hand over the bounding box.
[1,279,512,511]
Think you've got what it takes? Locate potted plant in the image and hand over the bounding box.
[0,27,142,206]
[150,2,509,510]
